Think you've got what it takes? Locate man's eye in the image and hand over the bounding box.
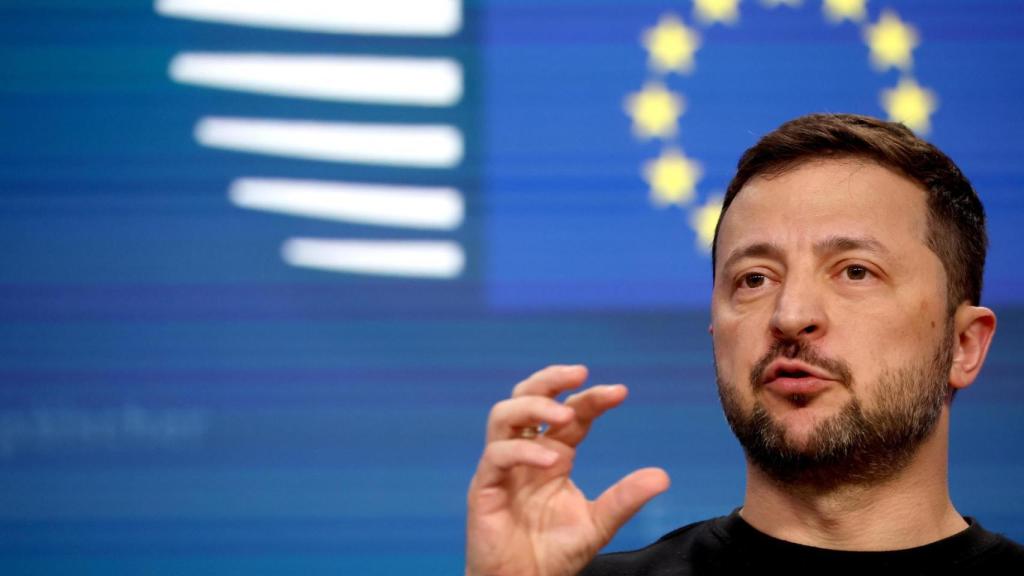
[741,273,766,288]
[845,265,870,280]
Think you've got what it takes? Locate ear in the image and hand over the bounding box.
[948,304,997,392]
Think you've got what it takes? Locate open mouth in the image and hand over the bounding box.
[777,368,812,379]
[762,359,835,398]
[763,358,834,384]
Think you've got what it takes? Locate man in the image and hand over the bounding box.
[464,113,1024,574]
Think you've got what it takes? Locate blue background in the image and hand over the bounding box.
[1,0,1022,574]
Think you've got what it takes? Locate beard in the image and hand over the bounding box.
[716,324,954,490]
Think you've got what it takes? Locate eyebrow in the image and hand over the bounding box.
[720,235,891,274]
[813,235,891,258]
[720,242,784,274]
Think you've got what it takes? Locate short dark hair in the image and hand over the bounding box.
[712,113,987,311]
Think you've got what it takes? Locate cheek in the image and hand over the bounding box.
[829,304,939,393]
[836,298,938,359]
[712,313,766,391]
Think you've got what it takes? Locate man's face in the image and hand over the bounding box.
[711,158,954,487]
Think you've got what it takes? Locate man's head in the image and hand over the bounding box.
[713,113,987,312]
[709,113,996,489]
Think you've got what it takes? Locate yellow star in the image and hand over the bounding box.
[881,76,938,134]
[693,0,741,26]
[644,148,703,207]
[865,9,919,71]
[690,196,724,253]
[822,0,867,23]
[761,0,802,8]
[624,82,685,140]
[642,13,701,74]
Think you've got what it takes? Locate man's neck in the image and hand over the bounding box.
[738,413,967,551]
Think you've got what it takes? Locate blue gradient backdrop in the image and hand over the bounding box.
[1,1,1022,574]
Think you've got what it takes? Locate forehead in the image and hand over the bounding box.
[715,158,931,268]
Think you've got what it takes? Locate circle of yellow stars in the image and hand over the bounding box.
[624,0,938,253]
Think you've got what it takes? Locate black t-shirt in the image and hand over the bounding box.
[581,508,1024,575]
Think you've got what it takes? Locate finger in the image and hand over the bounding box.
[511,364,588,399]
[486,397,575,443]
[472,439,561,489]
[545,384,628,447]
[591,467,671,543]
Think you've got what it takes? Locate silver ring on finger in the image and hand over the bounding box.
[517,425,543,439]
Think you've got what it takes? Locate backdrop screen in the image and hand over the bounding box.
[1,1,1023,574]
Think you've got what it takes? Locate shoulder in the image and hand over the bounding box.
[579,515,728,576]
[960,520,1024,570]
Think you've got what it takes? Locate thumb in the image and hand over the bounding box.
[591,467,670,542]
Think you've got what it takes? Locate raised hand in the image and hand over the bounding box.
[465,365,670,576]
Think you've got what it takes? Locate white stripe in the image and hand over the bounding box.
[169,53,462,106]
[282,239,464,279]
[195,117,463,168]
[229,178,463,230]
[155,0,461,37]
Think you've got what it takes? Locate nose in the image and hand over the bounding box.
[770,272,828,343]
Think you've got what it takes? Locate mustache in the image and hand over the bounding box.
[749,339,854,389]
